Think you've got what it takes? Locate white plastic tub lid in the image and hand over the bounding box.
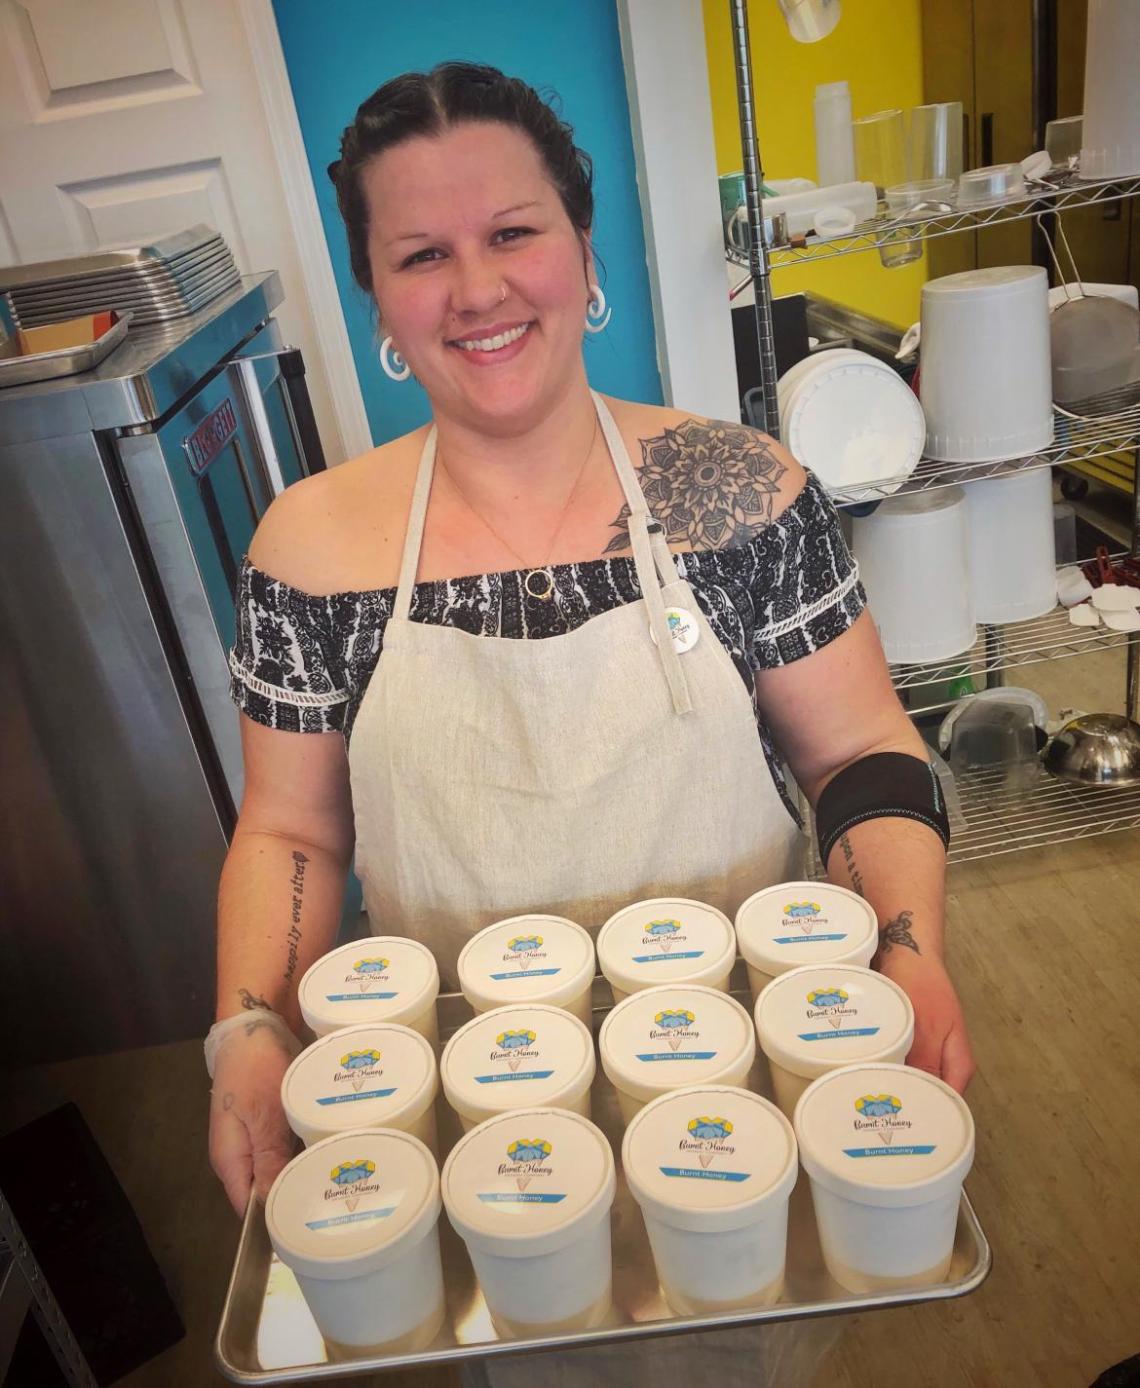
[265,1129,440,1282]
[298,937,439,1032]
[735,882,878,977]
[440,1005,595,1117]
[794,1062,975,1209]
[441,1108,615,1259]
[755,965,915,1080]
[596,898,736,996]
[281,1023,438,1137]
[598,985,756,1104]
[622,1084,797,1233]
[922,265,1047,301]
[457,915,595,1012]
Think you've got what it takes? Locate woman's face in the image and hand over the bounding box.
[364,121,593,434]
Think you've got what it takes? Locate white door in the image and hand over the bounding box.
[0,0,356,464]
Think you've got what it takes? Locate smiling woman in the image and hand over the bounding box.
[211,71,970,1335]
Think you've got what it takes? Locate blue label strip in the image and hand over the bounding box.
[772,934,848,945]
[797,1027,881,1041]
[305,1206,396,1230]
[315,1087,398,1106]
[659,1166,751,1183]
[631,950,706,963]
[635,1051,717,1062]
[489,968,562,980]
[477,1192,567,1204]
[843,1145,937,1158]
[473,1070,555,1084]
[324,992,398,1002]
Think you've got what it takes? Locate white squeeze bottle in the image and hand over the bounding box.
[815,81,856,186]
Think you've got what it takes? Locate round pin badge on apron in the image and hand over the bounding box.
[649,607,700,654]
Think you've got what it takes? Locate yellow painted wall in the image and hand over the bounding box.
[702,0,926,329]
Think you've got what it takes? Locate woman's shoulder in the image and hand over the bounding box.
[603,395,809,551]
[248,426,430,597]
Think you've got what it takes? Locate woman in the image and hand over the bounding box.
[207,62,973,1226]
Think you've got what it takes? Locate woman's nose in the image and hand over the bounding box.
[449,255,506,317]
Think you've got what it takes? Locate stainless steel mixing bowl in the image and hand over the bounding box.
[1042,712,1140,787]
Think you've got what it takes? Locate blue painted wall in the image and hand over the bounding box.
[272,0,663,449]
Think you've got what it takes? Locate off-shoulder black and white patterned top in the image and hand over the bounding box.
[229,471,865,820]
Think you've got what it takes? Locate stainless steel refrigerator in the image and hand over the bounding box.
[0,273,326,1065]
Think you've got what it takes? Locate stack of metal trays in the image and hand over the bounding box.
[0,226,242,329]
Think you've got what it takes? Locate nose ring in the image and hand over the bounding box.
[499,284,507,304]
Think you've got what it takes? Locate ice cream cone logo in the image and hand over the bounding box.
[687,1116,733,1166]
[645,919,680,952]
[340,1048,382,1092]
[329,1158,376,1212]
[655,1008,695,1051]
[352,957,390,992]
[807,987,849,1029]
[785,902,821,935]
[855,1094,902,1145]
[506,1139,552,1191]
[508,935,543,968]
[496,1029,536,1071]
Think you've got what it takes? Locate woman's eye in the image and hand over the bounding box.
[401,247,443,268]
[494,226,534,244]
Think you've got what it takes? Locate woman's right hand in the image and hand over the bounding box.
[209,1017,301,1215]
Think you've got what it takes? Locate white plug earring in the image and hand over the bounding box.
[585,283,611,334]
[379,335,411,382]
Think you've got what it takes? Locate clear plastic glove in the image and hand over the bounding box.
[877,949,975,1094]
[208,1016,301,1215]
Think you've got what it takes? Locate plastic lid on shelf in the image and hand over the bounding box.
[281,1023,438,1137]
[298,937,440,1033]
[622,1084,798,1233]
[265,1128,440,1282]
[457,915,595,1013]
[734,882,878,978]
[441,1108,615,1259]
[755,965,915,1080]
[598,984,756,1104]
[440,1005,595,1118]
[596,898,736,997]
[794,1062,975,1209]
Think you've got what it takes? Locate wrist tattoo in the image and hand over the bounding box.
[837,832,865,897]
[878,909,921,957]
[238,987,273,1012]
[284,850,309,986]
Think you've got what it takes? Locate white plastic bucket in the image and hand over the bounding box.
[734,882,879,1001]
[1079,0,1140,179]
[298,937,440,1046]
[963,466,1057,624]
[457,914,595,1026]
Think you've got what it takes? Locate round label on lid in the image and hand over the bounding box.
[299,937,439,1030]
[266,1129,438,1271]
[458,915,594,1009]
[283,1024,436,1131]
[441,1005,594,1114]
[623,1086,795,1218]
[755,965,914,1078]
[442,1109,613,1246]
[795,1064,974,1194]
[597,898,735,995]
[599,985,755,1102]
[735,883,877,975]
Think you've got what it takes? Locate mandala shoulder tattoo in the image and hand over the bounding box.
[605,418,787,554]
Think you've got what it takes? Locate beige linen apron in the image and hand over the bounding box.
[348,391,802,986]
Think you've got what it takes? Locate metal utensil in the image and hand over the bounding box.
[1042,712,1140,787]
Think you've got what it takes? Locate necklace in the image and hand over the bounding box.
[438,415,599,601]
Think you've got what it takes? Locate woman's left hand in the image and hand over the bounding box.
[876,949,976,1094]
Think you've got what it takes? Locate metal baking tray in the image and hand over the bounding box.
[216,985,991,1383]
[0,226,226,291]
[11,263,241,316]
[10,271,242,328]
[0,309,130,388]
[8,245,235,305]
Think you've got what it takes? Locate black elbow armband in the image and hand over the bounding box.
[815,752,950,868]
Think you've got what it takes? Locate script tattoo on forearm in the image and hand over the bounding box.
[837,832,865,897]
[283,850,309,986]
[605,419,787,553]
[878,909,922,957]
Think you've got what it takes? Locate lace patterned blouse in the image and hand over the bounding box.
[229,471,865,820]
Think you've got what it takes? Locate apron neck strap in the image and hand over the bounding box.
[393,426,438,622]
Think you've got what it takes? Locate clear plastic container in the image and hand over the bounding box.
[956,164,1025,207]
[948,697,1040,792]
[908,103,964,181]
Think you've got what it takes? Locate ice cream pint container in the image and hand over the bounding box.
[755,965,915,1117]
[281,1023,440,1154]
[457,915,596,1025]
[265,1128,444,1352]
[598,984,757,1124]
[441,1107,616,1337]
[597,898,737,1002]
[622,1084,798,1313]
[794,1062,975,1293]
[299,937,440,1045]
[735,882,878,998]
[440,1004,596,1131]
